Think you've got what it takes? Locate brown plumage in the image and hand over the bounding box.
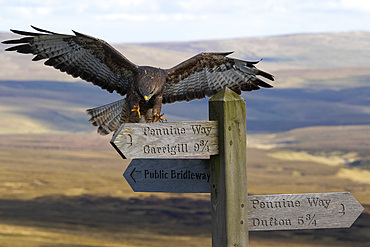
[2,26,274,135]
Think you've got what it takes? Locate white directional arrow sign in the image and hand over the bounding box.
[248,192,364,231]
[123,159,210,193]
[111,121,218,159]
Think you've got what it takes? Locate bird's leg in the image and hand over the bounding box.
[131,105,141,117]
[129,93,141,118]
[154,113,166,122]
[152,95,165,122]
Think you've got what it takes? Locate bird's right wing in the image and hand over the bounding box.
[163,52,274,103]
[2,26,138,96]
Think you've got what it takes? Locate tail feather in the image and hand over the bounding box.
[97,113,122,135]
[86,98,155,135]
[86,99,128,135]
[86,99,125,126]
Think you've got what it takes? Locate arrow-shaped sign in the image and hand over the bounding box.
[123,158,210,193]
[111,121,218,159]
[122,161,364,230]
[248,192,364,231]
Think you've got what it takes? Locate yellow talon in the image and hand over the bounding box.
[131,105,141,117]
[154,113,166,122]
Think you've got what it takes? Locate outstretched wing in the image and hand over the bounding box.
[163,52,274,103]
[2,26,138,96]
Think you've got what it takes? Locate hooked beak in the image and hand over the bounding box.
[144,94,153,102]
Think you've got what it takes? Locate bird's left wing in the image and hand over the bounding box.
[163,52,274,103]
[2,26,138,96]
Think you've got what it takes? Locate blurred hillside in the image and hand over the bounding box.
[0,80,369,134]
[1,31,370,89]
[0,31,370,134]
[0,31,369,247]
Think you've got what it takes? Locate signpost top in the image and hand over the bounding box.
[209,87,247,102]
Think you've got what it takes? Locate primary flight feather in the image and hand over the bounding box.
[2,26,274,135]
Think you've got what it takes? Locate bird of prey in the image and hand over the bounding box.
[2,26,274,135]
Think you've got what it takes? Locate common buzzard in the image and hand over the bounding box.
[2,26,274,135]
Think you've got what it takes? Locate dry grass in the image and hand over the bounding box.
[0,223,210,247]
[0,130,369,246]
[267,151,358,166]
[0,106,51,134]
[1,30,370,246]
[249,125,370,154]
[336,168,370,185]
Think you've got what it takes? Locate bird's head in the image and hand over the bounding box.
[137,66,166,103]
[138,76,156,102]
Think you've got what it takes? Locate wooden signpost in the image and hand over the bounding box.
[248,192,364,231]
[111,88,364,246]
[111,121,218,159]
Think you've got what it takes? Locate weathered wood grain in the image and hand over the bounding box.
[111,121,218,159]
[122,161,365,230]
[248,192,364,231]
[209,88,249,247]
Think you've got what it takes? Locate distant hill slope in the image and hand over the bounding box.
[1,31,370,89]
[0,80,369,134]
[1,31,369,134]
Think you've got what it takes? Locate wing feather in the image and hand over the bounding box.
[164,52,274,103]
[2,26,138,96]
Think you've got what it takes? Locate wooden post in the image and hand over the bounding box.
[209,88,248,247]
